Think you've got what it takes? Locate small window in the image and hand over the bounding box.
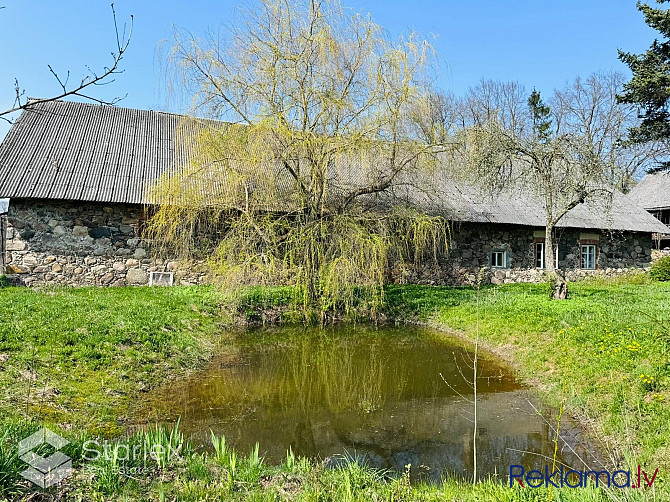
[535,242,559,269]
[149,271,174,286]
[581,244,596,270]
[535,242,545,269]
[490,250,507,268]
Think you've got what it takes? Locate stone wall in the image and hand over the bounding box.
[394,222,654,286]
[0,200,655,288]
[2,199,207,287]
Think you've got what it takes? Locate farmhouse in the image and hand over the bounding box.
[627,172,670,249]
[0,99,667,287]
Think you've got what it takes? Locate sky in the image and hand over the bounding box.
[0,0,660,139]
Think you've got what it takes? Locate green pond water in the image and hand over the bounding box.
[139,325,602,482]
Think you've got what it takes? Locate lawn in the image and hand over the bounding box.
[0,277,668,500]
[0,286,222,433]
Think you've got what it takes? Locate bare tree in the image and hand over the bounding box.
[462,79,529,137]
[465,88,612,299]
[1,3,133,124]
[552,72,666,191]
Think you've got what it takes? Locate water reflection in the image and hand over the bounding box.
[139,325,601,482]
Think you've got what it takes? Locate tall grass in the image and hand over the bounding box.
[0,429,22,499]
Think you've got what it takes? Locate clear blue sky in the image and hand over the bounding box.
[0,0,659,139]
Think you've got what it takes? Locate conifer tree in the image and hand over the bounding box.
[618,1,670,149]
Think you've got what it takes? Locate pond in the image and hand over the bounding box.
[138,325,602,482]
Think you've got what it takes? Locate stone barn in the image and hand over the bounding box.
[0,99,667,287]
[627,172,670,249]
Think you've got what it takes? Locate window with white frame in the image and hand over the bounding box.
[534,242,559,269]
[490,250,507,268]
[581,244,597,270]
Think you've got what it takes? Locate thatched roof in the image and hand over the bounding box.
[627,172,670,211]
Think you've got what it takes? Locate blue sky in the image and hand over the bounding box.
[0,1,659,139]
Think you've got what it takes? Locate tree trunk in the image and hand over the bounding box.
[545,222,567,300]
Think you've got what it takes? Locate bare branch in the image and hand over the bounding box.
[1,3,133,122]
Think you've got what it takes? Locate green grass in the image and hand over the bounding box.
[0,278,668,500]
[0,285,222,433]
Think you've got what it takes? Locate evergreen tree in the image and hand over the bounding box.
[618,1,670,147]
[528,89,552,143]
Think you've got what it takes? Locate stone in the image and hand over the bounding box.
[8,218,25,229]
[88,227,111,239]
[5,227,14,239]
[19,229,35,240]
[84,257,97,266]
[126,268,148,285]
[115,248,132,256]
[112,262,127,272]
[125,258,140,267]
[73,225,89,237]
[74,267,84,274]
[126,238,140,247]
[44,256,57,264]
[134,248,147,259]
[23,255,38,266]
[122,216,139,225]
[91,265,108,274]
[5,264,25,274]
[119,225,135,235]
[52,263,63,273]
[53,225,67,235]
[48,219,59,227]
[6,240,26,251]
[100,273,115,284]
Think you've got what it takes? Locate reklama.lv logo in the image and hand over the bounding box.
[510,465,659,489]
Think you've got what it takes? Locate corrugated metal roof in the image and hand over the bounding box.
[627,172,670,211]
[0,99,667,233]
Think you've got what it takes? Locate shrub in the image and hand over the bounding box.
[0,276,9,288]
[650,256,670,281]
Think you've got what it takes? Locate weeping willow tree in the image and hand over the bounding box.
[148,0,451,316]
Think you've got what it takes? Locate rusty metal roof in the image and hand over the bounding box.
[0,99,667,233]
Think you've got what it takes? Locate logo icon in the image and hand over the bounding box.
[18,428,73,488]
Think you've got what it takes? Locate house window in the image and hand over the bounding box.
[534,242,559,269]
[581,244,597,270]
[490,250,507,268]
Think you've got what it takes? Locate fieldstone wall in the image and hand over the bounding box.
[394,222,654,286]
[2,199,207,287]
[0,200,655,288]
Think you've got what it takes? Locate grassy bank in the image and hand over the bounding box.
[0,286,222,433]
[0,279,668,500]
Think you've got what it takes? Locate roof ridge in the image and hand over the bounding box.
[23,97,214,122]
